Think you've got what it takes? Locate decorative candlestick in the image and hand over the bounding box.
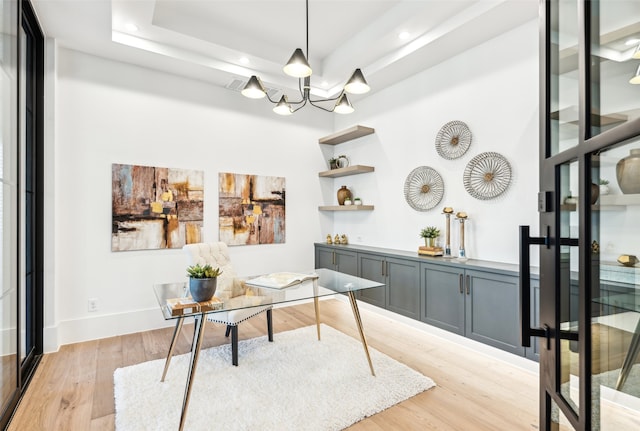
[442,207,454,258]
[455,211,468,261]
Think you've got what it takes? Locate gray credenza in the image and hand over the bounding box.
[314,243,540,360]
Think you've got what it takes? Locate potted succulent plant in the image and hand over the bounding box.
[186,263,222,302]
[328,157,339,170]
[353,197,362,206]
[420,226,440,247]
[599,179,610,195]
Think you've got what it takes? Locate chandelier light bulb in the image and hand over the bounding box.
[241,76,267,99]
[283,48,312,78]
[344,68,370,94]
[630,64,640,84]
[334,94,354,114]
[273,95,293,115]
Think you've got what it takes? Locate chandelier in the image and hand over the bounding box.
[241,0,370,115]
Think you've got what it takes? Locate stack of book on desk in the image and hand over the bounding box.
[418,246,444,257]
[166,297,223,316]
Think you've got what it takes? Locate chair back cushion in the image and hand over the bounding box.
[182,242,242,298]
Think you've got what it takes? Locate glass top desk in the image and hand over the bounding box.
[153,268,384,431]
[594,292,640,391]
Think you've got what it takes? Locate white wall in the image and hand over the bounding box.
[46,19,541,350]
[47,48,332,350]
[331,20,540,264]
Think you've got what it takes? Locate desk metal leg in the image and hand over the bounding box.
[313,278,321,341]
[347,291,375,376]
[616,315,640,390]
[178,314,207,431]
[161,316,185,382]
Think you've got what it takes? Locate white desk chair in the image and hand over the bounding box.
[182,242,273,366]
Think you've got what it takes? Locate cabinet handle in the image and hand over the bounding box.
[466,275,470,295]
[333,251,336,266]
[459,274,463,294]
[381,260,385,276]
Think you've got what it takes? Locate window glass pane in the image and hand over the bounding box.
[550,0,580,155]
[0,0,19,417]
[559,160,580,412]
[590,1,640,136]
[591,139,640,430]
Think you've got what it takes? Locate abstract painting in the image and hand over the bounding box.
[112,163,204,251]
[219,172,285,246]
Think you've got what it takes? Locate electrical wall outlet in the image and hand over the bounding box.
[88,298,99,312]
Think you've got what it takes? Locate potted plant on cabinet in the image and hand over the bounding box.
[186,263,222,302]
[420,226,440,247]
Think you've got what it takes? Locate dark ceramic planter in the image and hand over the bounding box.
[189,277,217,302]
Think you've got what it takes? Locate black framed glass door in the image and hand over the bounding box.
[524,1,640,429]
[0,0,43,427]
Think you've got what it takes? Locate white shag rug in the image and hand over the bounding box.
[114,324,435,431]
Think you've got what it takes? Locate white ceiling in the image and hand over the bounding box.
[32,0,540,103]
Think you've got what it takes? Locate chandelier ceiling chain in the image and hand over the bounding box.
[241,0,370,115]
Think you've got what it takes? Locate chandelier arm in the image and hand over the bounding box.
[308,94,342,103]
[308,99,336,113]
[291,98,308,113]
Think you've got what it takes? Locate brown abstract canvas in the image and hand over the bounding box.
[219,172,285,246]
[112,163,204,251]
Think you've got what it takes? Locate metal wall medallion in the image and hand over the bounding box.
[435,120,472,160]
[463,152,512,200]
[404,166,444,211]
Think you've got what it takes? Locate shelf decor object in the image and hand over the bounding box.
[616,148,640,194]
[435,121,472,160]
[442,207,454,258]
[241,0,369,115]
[463,152,512,200]
[403,166,445,211]
[455,211,468,261]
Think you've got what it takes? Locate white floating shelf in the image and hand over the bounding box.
[318,205,374,211]
[318,165,375,178]
[318,125,375,145]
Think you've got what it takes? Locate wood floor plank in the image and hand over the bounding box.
[9,298,635,431]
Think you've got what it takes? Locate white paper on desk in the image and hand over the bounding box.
[246,272,318,289]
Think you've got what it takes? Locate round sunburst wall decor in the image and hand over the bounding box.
[403,166,444,211]
[435,121,472,160]
[463,152,512,200]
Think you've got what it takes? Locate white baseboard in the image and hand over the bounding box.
[47,308,175,352]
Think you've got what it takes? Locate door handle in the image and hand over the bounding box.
[381,260,385,276]
[459,274,463,294]
[466,275,470,295]
[332,251,336,266]
[519,225,550,347]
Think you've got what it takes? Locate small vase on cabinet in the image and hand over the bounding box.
[337,185,352,205]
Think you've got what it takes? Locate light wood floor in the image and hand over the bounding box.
[8,299,543,430]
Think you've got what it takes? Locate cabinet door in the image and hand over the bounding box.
[358,253,386,308]
[315,246,336,270]
[465,270,524,355]
[421,263,464,335]
[335,250,358,276]
[387,257,420,320]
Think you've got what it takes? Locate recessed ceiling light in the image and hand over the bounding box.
[240,57,249,64]
[125,23,139,32]
[625,38,640,46]
[398,31,410,40]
